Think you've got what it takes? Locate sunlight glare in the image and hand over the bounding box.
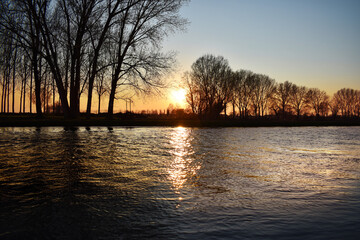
[170,88,187,106]
[168,127,199,192]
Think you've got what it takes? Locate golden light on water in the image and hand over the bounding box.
[168,127,199,191]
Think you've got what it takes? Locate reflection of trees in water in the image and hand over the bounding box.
[35,128,92,238]
[0,128,126,239]
[60,129,86,193]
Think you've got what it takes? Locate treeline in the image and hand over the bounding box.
[0,0,188,118]
[184,54,360,118]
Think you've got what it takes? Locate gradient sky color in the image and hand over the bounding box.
[123,0,360,111]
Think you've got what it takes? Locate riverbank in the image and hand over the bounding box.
[1,113,360,127]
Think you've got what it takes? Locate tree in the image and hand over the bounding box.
[95,69,108,114]
[18,55,29,113]
[236,70,253,118]
[0,0,45,117]
[1,0,189,118]
[272,81,294,117]
[0,27,14,113]
[107,0,188,118]
[307,88,329,117]
[184,54,233,118]
[290,84,308,117]
[251,74,275,117]
[49,0,100,118]
[184,71,204,115]
[85,0,133,118]
[229,70,243,118]
[329,96,340,117]
[333,88,359,117]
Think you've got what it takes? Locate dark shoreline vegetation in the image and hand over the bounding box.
[1,113,360,128]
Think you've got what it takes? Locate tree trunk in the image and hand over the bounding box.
[64,49,69,98]
[69,50,81,118]
[23,64,27,113]
[46,58,70,118]
[30,66,33,114]
[107,80,117,118]
[43,73,46,113]
[19,78,23,113]
[7,74,10,113]
[1,72,7,113]
[53,77,55,113]
[1,74,4,113]
[33,52,42,118]
[86,78,94,117]
[98,93,101,114]
[232,102,236,118]
[12,49,17,113]
[86,2,121,118]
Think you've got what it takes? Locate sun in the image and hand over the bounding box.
[170,88,187,106]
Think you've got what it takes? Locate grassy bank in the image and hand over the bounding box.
[1,113,360,128]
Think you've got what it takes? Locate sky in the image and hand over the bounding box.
[9,0,358,113]
[131,0,360,112]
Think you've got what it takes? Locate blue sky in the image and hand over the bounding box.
[163,0,360,95]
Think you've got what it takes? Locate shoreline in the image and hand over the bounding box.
[1,114,360,128]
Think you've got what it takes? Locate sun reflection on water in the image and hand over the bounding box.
[168,127,199,192]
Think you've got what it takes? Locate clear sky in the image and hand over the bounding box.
[96,0,360,112]
[132,0,360,112]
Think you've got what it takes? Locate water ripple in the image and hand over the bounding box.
[1,126,360,239]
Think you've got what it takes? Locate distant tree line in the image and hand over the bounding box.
[0,0,188,118]
[184,54,360,119]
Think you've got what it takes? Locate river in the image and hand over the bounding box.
[1,126,360,239]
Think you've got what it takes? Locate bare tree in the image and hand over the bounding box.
[355,90,360,117]
[85,0,136,117]
[95,69,108,114]
[332,88,359,117]
[184,71,204,115]
[185,54,233,118]
[307,88,329,117]
[0,0,45,117]
[229,70,243,118]
[251,74,275,117]
[290,84,308,117]
[1,0,188,118]
[236,70,253,118]
[329,96,340,117]
[272,81,294,117]
[0,29,13,113]
[54,0,102,117]
[107,0,188,118]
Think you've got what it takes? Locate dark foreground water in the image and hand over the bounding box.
[1,126,360,239]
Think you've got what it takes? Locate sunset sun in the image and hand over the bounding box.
[170,88,187,106]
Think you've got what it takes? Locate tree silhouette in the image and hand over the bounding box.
[307,88,329,117]
[290,84,308,117]
[1,0,188,118]
[185,54,233,118]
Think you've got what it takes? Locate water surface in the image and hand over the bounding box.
[1,127,360,239]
